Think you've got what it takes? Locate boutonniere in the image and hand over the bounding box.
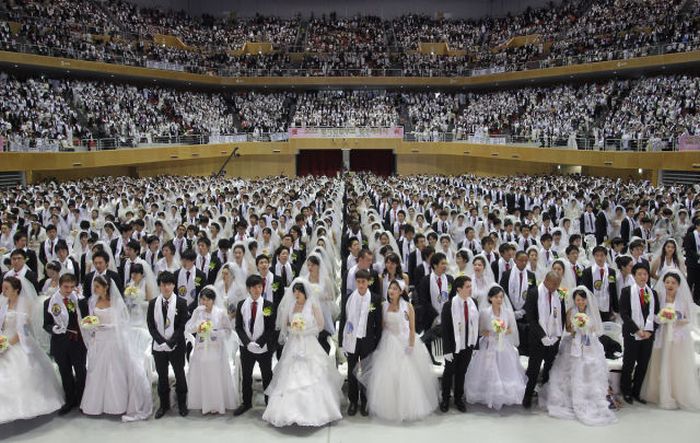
[291,252,298,261]
[195,276,203,286]
[608,275,616,283]
[575,267,582,277]
[556,288,567,300]
[272,282,280,292]
[66,300,76,313]
[528,278,535,286]
[368,278,375,286]
[643,288,651,304]
[447,283,452,293]
[369,303,376,313]
[51,303,62,316]
[209,262,216,270]
[263,306,272,317]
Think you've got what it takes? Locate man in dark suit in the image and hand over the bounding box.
[581,246,619,321]
[338,269,383,417]
[173,249,207,313]
[147,271,190,418]
[632,217,654,253]
[38,224,59,268]
[13,231,38,274]
[233,275,277,416]
[440,276,478,413]
[682,217,700,304]
[522,271,566,408]
[416,253,453,366]
[594,202,610,245]
[407,233,427,284]
[43,273,89,415]
[3,248,40,293]
[82,250,123,299]
[195,237,221,286]
[55,240,80,278]
[619,264,659,404]
[499,251,536,356]
[620,207,635,247]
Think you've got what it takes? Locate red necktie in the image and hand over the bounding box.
[505,263,511,272]
[250,300,257,331]
[599,268,605,283]
[639,288,645,307]
[50,240,55,254]
[437,276,442,292]
[262,278,266,295]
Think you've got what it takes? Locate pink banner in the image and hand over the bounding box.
[678,134,700,151]
[289,127,404,139]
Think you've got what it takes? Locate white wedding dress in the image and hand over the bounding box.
[640,301,700,410]
[465,307,527,410]
[539,310,617,426]
[0,310,64,424]
[186,305,240,414]
[80,306,153,421]
[262,301,343,427]
[359,303,439,422]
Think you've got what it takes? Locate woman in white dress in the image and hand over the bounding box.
[185,286,240,414]
[465,284,526,410]
[360,280,439,422]
[124,263,155,328]
[301,254,339,353]
[0,276,64,424]
[451,249,473,278]
[470,255,495,306]
[640,271,700,410]
[80,276,152,421]
[539,286,617,426]
[155,242,180,275]
[214,263,246,321]
[263,278,343,427]
[379,252,410,300]
[650,239,686,281]
[526,246,546,286]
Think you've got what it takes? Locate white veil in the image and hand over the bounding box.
[0,275,40,354]
[484,283,519,347]
[567,285,603,335]
[653,269,693,329]
[275,277,321,344]
[93,240,118,273]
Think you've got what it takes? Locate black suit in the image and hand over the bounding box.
[619,286,659,398]
[682,230,700,304]
[416,273,454,364]
[173,268,207,313]
[524,286,566,400]
[147,296,190,409]
[82,269,123,300]
[499,269,536,356]
[3,269,40,293]
[43,296,89,407]
[338,290,383,406]
[620,218,633,246]
[595,211,608,245]
[235,298,277,407]
[407,249,424,285]
[581,266,619,320]
[440,297,478,404]
[24,248,38,274]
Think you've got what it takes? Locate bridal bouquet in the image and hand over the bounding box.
[659,307,676,324]
[291,314,306,332]
[80,315,100,330]
[197,320,213,340]
[572,312,589,330]
[492,318,507,334]
[0,335,8,353]
[124,285,140,300]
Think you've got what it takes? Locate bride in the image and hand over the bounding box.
[79,276,153,421]
[360,279,439,422]
[185,286,240,414]
[262,278,343,427]
[0,276,64,424]
[539,286,617,425]
[465,284,526,410]
[640,271,700,410]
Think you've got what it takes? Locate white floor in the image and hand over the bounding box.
[3,396,700,443]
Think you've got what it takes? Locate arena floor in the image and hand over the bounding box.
[3,396,699,443]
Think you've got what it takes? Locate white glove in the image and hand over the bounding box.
[247,342,260,353]
[515,310,525,320]
[52,325,67,334]
[444,353,453,362]
[541,337,552,347]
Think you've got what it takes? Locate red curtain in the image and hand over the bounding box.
[350,149,394,176]
[296,150,343,176]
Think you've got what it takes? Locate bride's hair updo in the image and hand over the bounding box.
[199,287,217,301]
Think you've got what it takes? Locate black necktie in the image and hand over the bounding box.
[162,299,169,320]
[281,265,288,285]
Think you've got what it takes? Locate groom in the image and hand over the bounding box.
[522,271,566,408]
[234,274,277,416]
[43,273,88,415]
[339,269,383,416]
[147,271,190,418]
[619,263,659,404]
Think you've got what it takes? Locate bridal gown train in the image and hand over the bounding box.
[0,310,64,424]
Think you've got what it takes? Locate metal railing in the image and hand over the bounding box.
[2,130,681,152]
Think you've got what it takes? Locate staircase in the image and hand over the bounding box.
[0,171,24,187]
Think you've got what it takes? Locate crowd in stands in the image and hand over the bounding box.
[0,0,698,77]
[0,71,698,150]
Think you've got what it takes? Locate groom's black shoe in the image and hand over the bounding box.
[178,406,189,417]
[431,357,442,366]
[360,403,369,417]
[522,396,532,409]
[154,407,169,419]
[439,399,450,413]
[455,400,467,413]
[57,403,74,416]
[623,395,634,405]
[347,402,358,416]
[634,396,647,405]
[233,404,252,416]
